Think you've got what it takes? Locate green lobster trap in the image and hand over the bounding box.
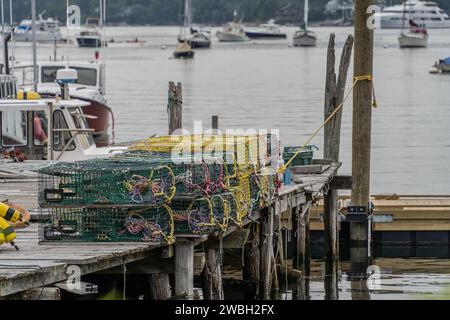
[39,205,175,244]
[38,155,228,207]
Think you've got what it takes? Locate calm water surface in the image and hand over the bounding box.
[9,26,450,300]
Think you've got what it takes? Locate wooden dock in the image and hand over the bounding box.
[0,160,342,299]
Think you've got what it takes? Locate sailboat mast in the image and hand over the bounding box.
[188,0,192,30]
[304,0,309,32]
[401,0,406,33]
[183,0,191,30]
[9,0,11,26]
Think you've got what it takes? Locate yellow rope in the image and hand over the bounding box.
[278,75,378,174]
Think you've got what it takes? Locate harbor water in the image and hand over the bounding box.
[7,26,450,300]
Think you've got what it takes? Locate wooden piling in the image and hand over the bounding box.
[174,241,194,298]
[324,257,339,300]
[323,34,354,261]
[259,207,274,300]
[243,223,260,297]
[201,248,224,300]
[351,0,374,243]
[212,115,219,130]
[292,206,299,270]
[148,274,171,300]
[168,81,183,135]
[298,203,310,267]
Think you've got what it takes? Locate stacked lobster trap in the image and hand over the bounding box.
[38,134,279,244]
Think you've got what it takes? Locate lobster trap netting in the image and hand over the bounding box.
[38,155,228,207]
[39,205,174,244]
[38,134,281,240]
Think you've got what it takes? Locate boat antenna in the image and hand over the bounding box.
[99,0,105,49]
[103,0,106,47]
[8,0,15,74]
[31,0,38,92]
[66,0,70,66]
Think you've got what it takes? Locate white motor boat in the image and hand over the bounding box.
[13,57,113,147]
[217,10,250,42]
[376,0,450,29]
[245,20,287,39]
[14,14,62,43]
[76,18,103,48]
[293,0,317,47]
[0,94,126,162]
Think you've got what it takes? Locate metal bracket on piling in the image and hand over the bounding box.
[345,205,368,222]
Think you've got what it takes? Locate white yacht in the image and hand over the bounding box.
[14,14,62,43]
[245,20,287,39]
[378,1,450,29]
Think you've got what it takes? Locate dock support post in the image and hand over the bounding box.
[201,248,224,300]
[148,274,171,300]
[323,33,353,261]
[259,207,274,300]
[168,81,183,135]
[243,223,260,298]
[292,206,299,270]
[175,240,194,299]
[294,202,311,300]
[351,0,374,245]
[324,189,338,261]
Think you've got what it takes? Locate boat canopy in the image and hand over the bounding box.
[444,57,450,65]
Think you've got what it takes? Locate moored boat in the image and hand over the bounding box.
[376,0,450,29]
[13,57,113,147]
[76,18,103,48]
[398,8,429,48]
[14,13,62,43]
[217,10,250,42]
[430,57,450,73]
[293,0,317,47]
[245,20,287,39]
[173,41,195,59]
[178,0,211,48]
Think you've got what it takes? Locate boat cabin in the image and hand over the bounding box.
[12,61,105,97]
[0,99,124,161]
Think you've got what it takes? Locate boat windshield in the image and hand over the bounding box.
[41,66,97,86]
[17,25,30,31]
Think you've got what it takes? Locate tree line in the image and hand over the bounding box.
[10,0,450,26]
